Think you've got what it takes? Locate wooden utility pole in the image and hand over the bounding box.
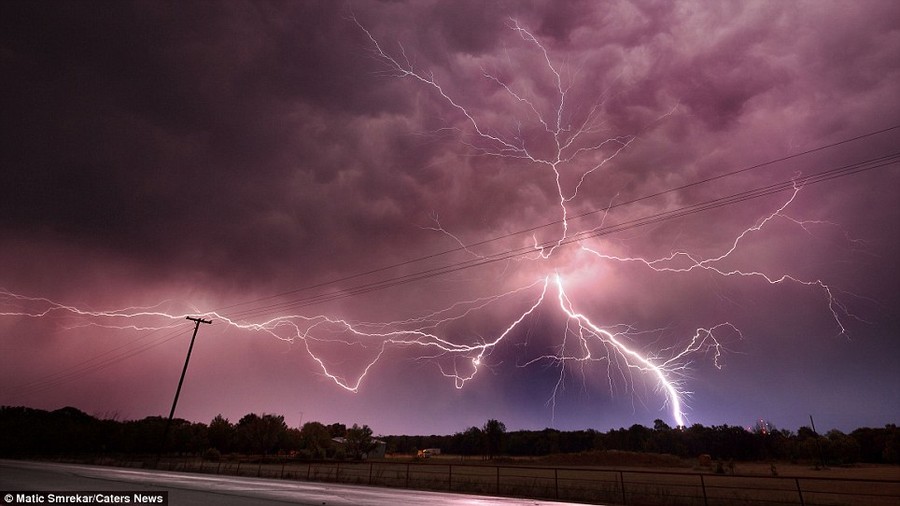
[156,316,211,467]
[810,414,827,469]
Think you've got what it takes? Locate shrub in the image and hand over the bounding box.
[203,448,221,461]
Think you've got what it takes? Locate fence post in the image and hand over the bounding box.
[795,478,805,506]
[620,471,627,505]
[497,466,501,496]
[700,474,709,506]
[216,461,221,475]
[307,462,312,481]
[554,468,559,499]
[449,464,453,491]
[336,462,340,482]
[406,463,410,489]
[236,460,241,476]
[369,462,373,485]
[281,461,286,479]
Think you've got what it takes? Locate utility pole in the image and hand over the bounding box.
[156,316,211,467]
[810,414,827,470]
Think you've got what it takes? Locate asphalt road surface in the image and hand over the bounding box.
[0,460,594,506]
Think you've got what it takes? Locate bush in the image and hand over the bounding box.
[203,448,221,461]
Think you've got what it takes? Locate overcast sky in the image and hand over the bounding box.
[2,0,899,436]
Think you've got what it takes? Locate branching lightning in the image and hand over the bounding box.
[343,16,856,425]
[0,16,864,427]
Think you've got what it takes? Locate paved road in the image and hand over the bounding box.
[0,460,592,506]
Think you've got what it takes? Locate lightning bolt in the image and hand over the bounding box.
[344,15,857,425]
[0,16,868,428]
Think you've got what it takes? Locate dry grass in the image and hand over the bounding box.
[722,461,900,480]
[510,449,693,469]
[381,451,900,505]
[77,453,900,506]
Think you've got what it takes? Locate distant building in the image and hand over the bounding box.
[368,440,387,459]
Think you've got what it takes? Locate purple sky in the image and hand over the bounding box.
[2,1,899,437]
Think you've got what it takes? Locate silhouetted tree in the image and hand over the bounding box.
[299,421,332,459]
[626,424,652,452]
[119,416,167,454]
[483,419,506,460]
[0,406,106,455]
[344,423,376,460]
[236,413,287,455]
[648,419,686,455]
[4,404,899,465]
[207,414,235,453]
[170,420,208,454]
[824,430,861,464]
[883,424,900,464]
[327,422,347,438]
[459,426,483,456]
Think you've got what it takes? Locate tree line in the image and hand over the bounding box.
[0,406,374,461]
[1,406,898,465]
[383,419,899,465]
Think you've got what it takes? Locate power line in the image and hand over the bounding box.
[31,146,894,392]
[214,124,900,316]
[223,152,899,319]
[12,325,190,396]
[10,129,896,393]
[222,150,899,320]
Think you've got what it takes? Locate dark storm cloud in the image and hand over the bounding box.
[1,1,391,286]
[1,0,899,434]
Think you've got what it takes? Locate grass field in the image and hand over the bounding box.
[71,452,900,506]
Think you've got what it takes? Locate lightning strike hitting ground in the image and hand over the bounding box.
[0,16,864,429]
[343,16,855,425]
